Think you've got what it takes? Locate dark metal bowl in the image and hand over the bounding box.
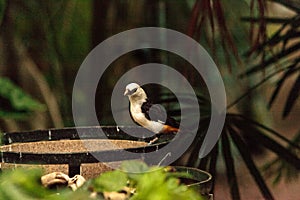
[1,126,213,199]
[174,166,213,199]
[1,126,169,178]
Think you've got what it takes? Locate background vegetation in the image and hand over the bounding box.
[0,0,299,199]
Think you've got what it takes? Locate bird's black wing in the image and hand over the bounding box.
[165,115,180,129]
[141,99,157,120]
[141,99,179,128]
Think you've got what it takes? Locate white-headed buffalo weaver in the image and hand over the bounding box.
[124,83,179,143]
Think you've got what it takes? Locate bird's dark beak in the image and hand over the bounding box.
[124,89,129,96]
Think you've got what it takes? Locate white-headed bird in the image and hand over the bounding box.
[124,83,179,143]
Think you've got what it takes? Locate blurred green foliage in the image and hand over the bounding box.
[0,161,204,200]
[0,168,93,200]
[92,161,204,200]
[93,170,128,193]
[0,169,49,200]
[0,77,45,119]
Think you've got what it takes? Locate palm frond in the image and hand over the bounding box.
[263,131,300,184]
[230,114,300,149]
[213,114,298,199]
[248,0,268,56]
[228,64,297,109]
[242,16,293,24]
[271,0,300,13]
[283,73,300,118]
[242,3,300,117]
[187,0,247,69]
[228,124,275,200]
[268,63,300,108]
[208,146,218,194]
[243,42,300,76]
[222,129,240,200]
[231,115,300,169]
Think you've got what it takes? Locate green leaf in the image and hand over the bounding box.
[92,170,128,192]
[120,160,150,182]
[129,164,204,200]
[121,160,150,173]
[130,168,167,200]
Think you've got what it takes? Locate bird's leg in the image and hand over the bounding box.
[147,133,164,145]
[148,137,159,145]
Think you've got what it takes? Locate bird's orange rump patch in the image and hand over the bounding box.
[162,125,179,134]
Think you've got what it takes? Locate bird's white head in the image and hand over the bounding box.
[124,83,140,96]
[124,83,147,101]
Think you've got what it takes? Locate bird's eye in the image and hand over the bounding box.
[127,88,138,95]
[131,88,138,93]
